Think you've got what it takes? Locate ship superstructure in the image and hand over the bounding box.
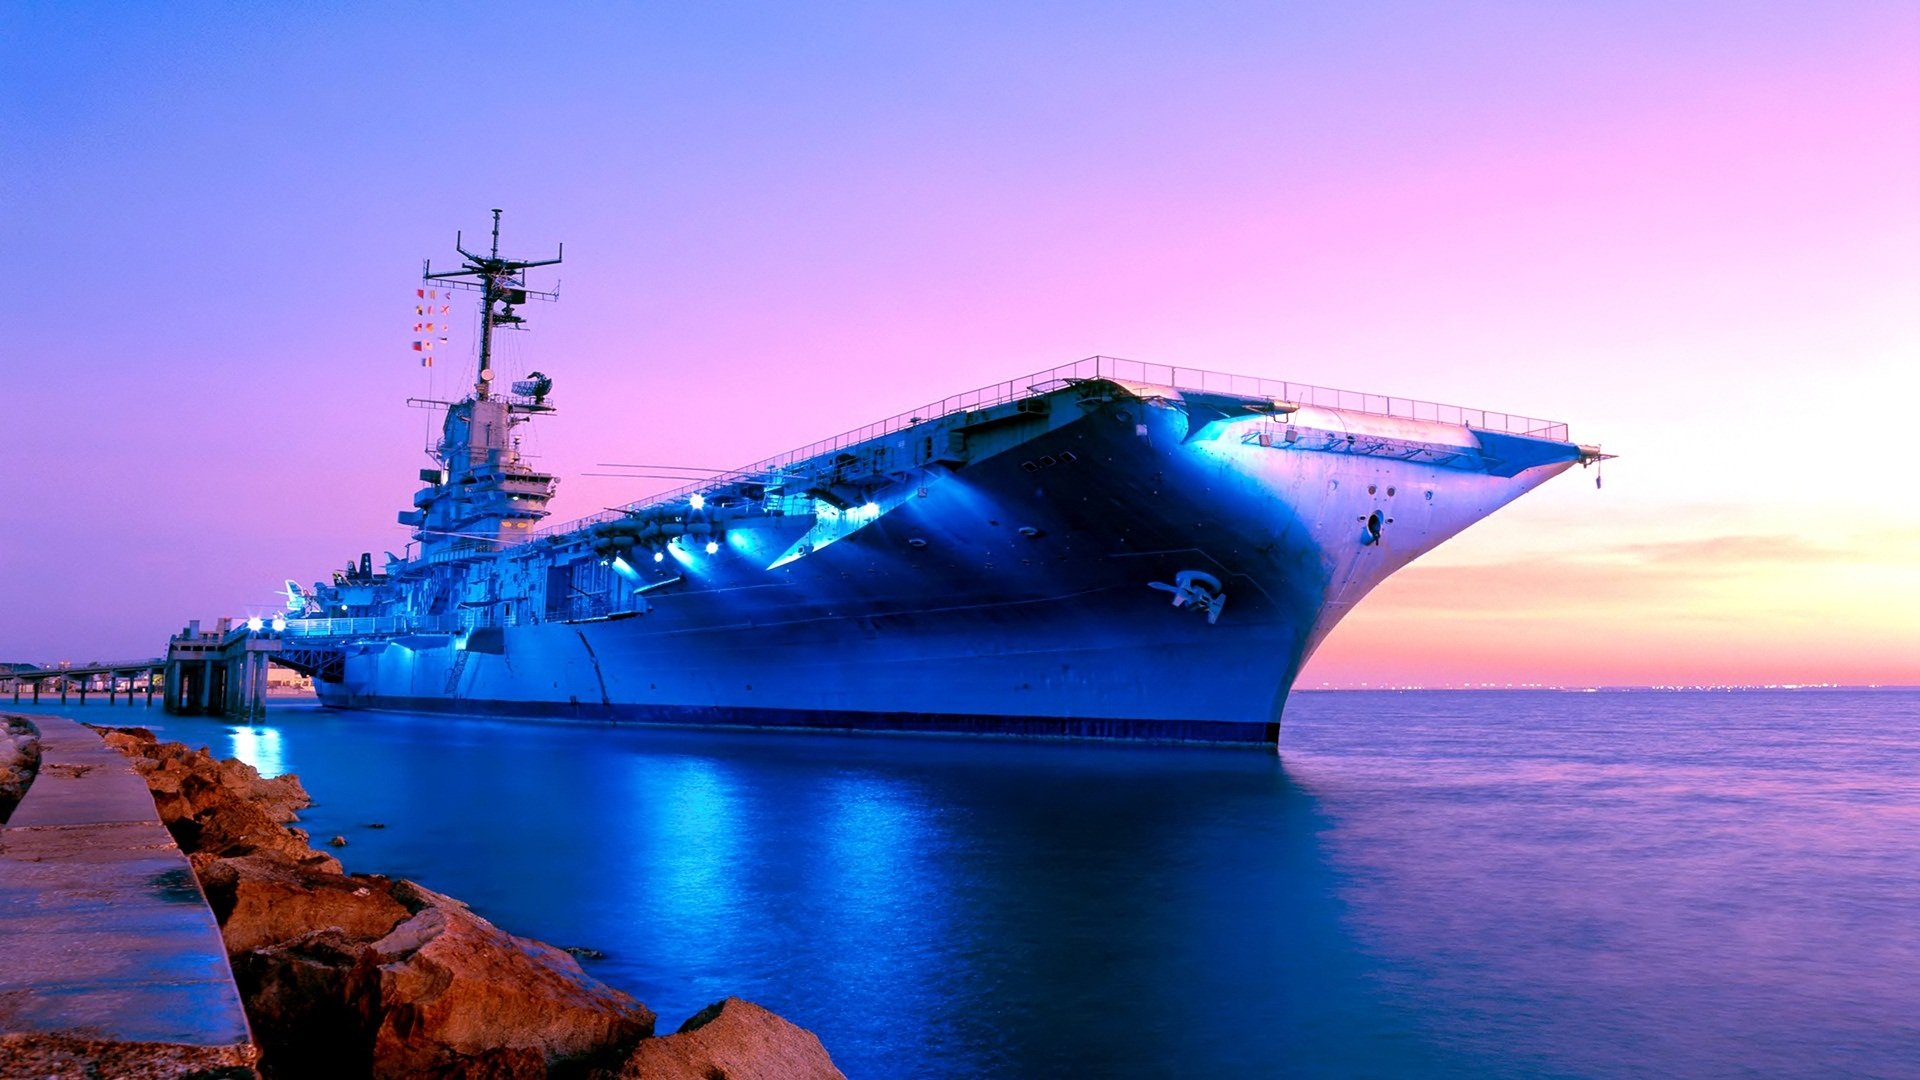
[282,214,1606,747]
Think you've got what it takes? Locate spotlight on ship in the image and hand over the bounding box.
[270,617,287,632]
[861,501,880,516]
[610,555,639,581]
[246,616,264,632]
[690,492,705,510]
[653,551,665,563]
[705,540,720,555]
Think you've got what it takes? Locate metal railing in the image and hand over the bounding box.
[529,355,1571,543]
[277,611,496,639]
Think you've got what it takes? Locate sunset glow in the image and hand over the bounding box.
[3,3,1915,686]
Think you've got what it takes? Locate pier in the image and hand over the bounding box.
[163,618,285,721]
[2,660,164,709]
[1,618,316,720]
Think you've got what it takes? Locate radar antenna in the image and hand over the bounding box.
[422,209,562,400]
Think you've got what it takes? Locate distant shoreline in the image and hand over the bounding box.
[1295,684,1919,693]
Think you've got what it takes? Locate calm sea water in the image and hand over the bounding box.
[13,689,1918,1078]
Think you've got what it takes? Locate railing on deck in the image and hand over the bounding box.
[280,595,646,641]
[528,355,1571,543]
[277,612,493,639]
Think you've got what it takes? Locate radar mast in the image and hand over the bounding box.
[423,209,563,400]
[401,212,565,559]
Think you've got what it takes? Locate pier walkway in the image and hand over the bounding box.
[0,714,256,1074]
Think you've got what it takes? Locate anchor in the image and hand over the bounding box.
[1148,569,1227,625]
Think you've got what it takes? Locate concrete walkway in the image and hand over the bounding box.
[0,714,256,1075]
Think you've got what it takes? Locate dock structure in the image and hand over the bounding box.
[2,660,165,709]
[5,620,325,721]
[163,619,284,721]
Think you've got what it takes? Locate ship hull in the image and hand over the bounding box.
[310,389,1582,747]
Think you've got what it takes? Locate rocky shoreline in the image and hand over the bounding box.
[0,715,40,823]
[88,726,844,1079]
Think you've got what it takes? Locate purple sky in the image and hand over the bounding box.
[3,3,1916,684]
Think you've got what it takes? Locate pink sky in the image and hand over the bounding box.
[3,3,1915,685]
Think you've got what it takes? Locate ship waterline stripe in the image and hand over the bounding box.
[321,694,1285,747]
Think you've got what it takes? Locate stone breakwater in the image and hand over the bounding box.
[0,715,40,823]
[92,726,844,1080]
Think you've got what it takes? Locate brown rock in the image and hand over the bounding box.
[0,1031,257,1080]
[358,882,655,1078]
[612,997,844,1080]
[230,927,377,1080]
[191,789,329,863]
[1,715,41,824]
[98,733,320,863]
[199,852,411,954]
[93,735,836,1080]
[219,758,310,824]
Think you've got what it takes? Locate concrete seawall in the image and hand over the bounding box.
[0,713,257,1076]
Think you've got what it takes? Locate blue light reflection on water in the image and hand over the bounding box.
[227,724,284,778]
[16,689,1920,1077]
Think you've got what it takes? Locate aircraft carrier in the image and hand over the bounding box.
[279,214,1607,747]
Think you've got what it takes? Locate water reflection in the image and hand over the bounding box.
[227,724,285,777]
[94,692,1920,1078]
[621,756,744,977]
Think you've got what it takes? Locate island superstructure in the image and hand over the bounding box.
[280,213,1607,747]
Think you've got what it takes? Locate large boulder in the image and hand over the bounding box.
[198,851,411,953]
[357,882,655,1078]
[610,998,844,1080]
[230,928,377,1080]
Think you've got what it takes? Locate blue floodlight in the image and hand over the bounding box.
[246,616,264,632]
[270,617,287,632]
[653,551,665,563]
[690,492,705,510]
[705,540,720,555]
